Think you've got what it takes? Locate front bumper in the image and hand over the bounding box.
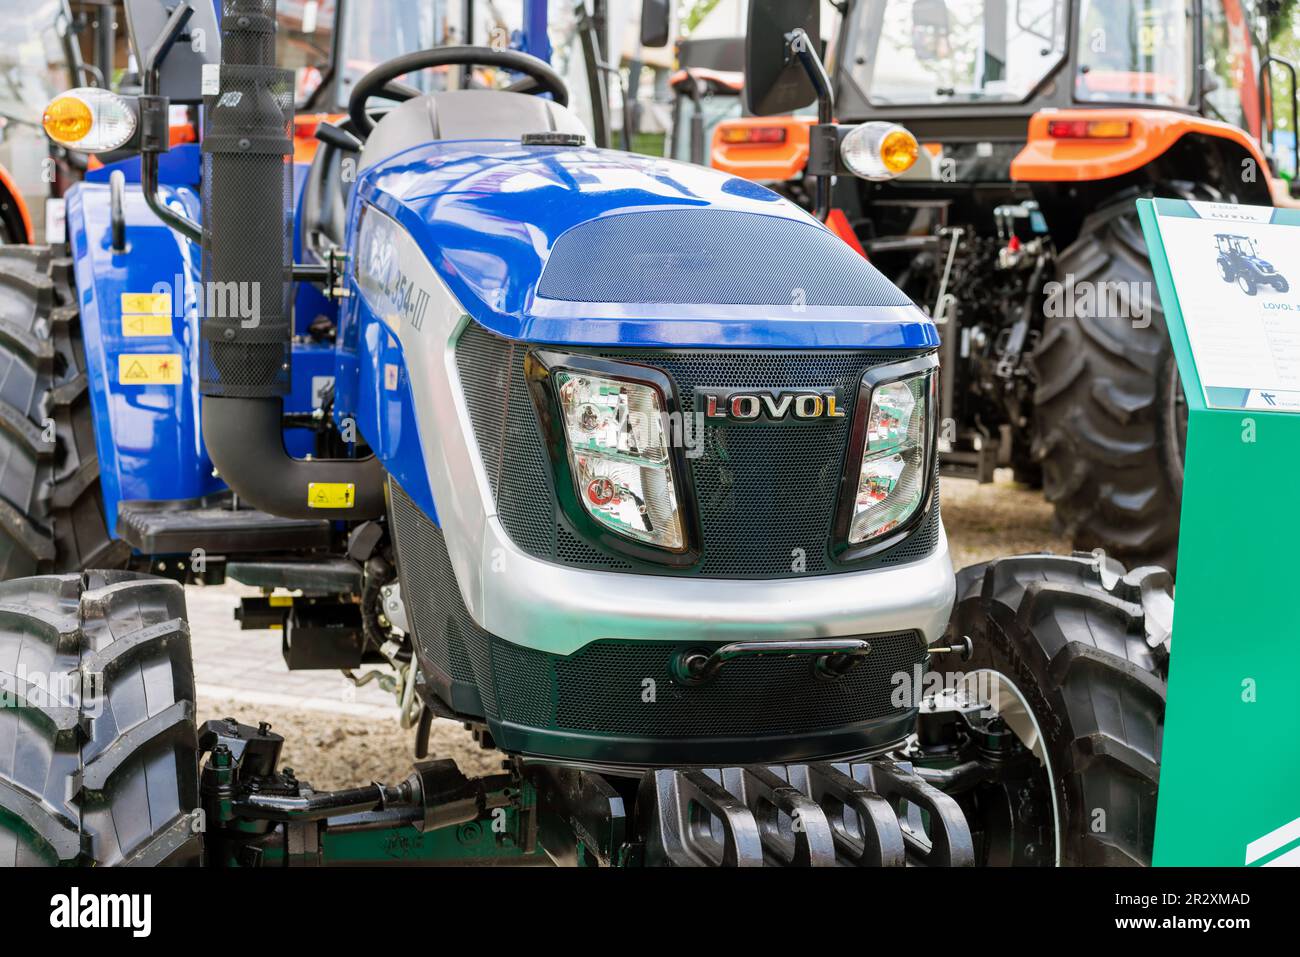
[475,513,956,657]
[390,480,956,767]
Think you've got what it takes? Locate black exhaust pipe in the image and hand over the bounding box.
[200,0,382,520]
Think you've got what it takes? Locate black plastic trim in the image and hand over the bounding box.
[491,711,918,767]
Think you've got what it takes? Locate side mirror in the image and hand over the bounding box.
[122,0,222,104]
[640,0,671,49]
[744,0,820,116]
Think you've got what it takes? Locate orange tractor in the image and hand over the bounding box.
[716,0,1297,572]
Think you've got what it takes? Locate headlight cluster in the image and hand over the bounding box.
[844,364,937,547]
[533,352,935,563]
[554,369,685,550]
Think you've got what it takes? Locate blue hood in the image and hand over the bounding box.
[356,141,937,350]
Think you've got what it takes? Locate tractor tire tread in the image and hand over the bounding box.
[0,573,200,867]
[944,553,1167,866]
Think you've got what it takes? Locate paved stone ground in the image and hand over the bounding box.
[186,582,495,779]
[186,581,396,716]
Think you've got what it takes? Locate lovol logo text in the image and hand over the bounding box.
[697,389,846,422]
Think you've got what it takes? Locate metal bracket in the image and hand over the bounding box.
[641,768,766,866]
[720,766,837,866]
[857,761,975,866]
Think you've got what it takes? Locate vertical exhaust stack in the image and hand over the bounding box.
[200,0,382,520]
[200,0,292,400]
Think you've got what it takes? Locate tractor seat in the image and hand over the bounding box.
[300,116,362,257]
[360,89,590,171]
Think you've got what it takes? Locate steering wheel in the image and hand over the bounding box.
[348,46,569,138]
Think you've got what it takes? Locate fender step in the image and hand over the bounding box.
[117,494,332,554]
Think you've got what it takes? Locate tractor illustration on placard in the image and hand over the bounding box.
[1215,233,1289,296]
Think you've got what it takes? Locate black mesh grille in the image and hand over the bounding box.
[199,3,294,399]
[455,322,939,578]
[388,481,495,718]
[493,633,925,738]
[538,209,914,307]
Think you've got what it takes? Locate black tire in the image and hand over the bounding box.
[0,246,126,580]
[1216,259,1231,282]
[1275,277,1289,294]
[941,553,1170,866]
[0,571,201,866]
[0,189,26,246]
[1238,273,1257,296]
[1030,199,1183,572]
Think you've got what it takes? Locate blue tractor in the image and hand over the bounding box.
[1215,232,1289,296]
[0,0,1171,867]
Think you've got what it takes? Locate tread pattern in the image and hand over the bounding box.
[944,553,1168,866]
[0,246,128,580]
[1030,199,1183,572]
[0,572,200,866]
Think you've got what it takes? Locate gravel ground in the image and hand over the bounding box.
[196,471,1070,788]
[197,697,507,790]
[941,470,1072,569]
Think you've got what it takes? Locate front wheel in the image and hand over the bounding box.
[935,553,1170,866]
[1274,277,1290,294]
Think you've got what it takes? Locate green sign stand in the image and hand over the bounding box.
[1139,197,1300,866]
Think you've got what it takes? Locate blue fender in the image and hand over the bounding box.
[69,147,341,543]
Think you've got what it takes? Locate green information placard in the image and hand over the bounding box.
[1139,197,1300,866]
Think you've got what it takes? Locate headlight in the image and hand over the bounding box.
[547,363,685,551]
[840,122,918,181]
[838,358,937,550]
[43,89,138,153]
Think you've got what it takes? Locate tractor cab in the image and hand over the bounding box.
[832,0,1278,184]
[1216,233,1259,258]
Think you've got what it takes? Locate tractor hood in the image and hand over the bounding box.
[355,141,937,349]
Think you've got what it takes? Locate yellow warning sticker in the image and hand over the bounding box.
[268,595,294,607]
[122,313,173,337]
[121,292,172,316]
[119,354,183,386]
[307,483,355,509]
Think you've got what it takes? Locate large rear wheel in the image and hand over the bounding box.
[1031,199,1185,572]
[0,246,124,579]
